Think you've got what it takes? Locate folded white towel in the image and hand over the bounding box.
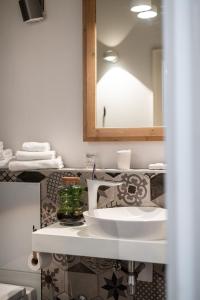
[148,163,166,170]
[0,148,13,168]
[9,156,64,172]
[4,149,12,158]
[0,149,13,161]
[0,151,3,160]
[0,141,3,151]
[15,150,56,161]
[22,142,51,152]
[0,157,12,169]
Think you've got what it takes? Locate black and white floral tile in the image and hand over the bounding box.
[0,168,166,300]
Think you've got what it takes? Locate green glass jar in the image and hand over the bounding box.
[57,177,84,226]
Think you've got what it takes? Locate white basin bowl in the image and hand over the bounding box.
[83,207,167,240]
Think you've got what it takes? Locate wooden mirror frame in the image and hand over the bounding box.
[83,0,164,141]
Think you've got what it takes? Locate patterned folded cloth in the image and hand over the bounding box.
[22,142,50,152]
[9,156,64,172]
[15,150,56,161]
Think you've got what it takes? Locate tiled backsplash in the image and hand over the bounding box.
[0,168,166,300]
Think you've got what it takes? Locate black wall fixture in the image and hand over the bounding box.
[19,0,44,23]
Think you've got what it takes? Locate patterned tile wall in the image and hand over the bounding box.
[0,169,166,300]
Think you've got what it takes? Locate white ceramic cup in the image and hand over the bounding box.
[117,149,132,170]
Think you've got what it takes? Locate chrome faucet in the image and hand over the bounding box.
[87,179,122,213]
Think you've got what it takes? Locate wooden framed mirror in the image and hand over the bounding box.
[83,0,164,141]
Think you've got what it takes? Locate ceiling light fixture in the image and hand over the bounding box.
[130,0,152,13]
[137,5,158,19]
[103,50,119,63]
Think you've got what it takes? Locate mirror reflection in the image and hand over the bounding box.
[96,0,163,128]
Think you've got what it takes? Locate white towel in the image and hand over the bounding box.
[0,157,12,169]
[0,149,13,168]
[15,150,56,161]
[0,141,3,152]
[148,163,166,170]
[22,142,51,152]
[0,149,13,161]
[0,151,3,160]
[9,156,64,172]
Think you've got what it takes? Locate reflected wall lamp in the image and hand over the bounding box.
[103,50,119,63]
[137,5,158,19]
[19,0,44,23]
[130,0,152,13]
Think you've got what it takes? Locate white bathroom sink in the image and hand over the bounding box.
[83,207,167,240]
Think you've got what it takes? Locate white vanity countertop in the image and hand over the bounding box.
[32,223,167,264]
[60,168,166,174]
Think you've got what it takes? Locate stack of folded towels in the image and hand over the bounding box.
[9,142,64,172]
[148,162,166,170]
[0,141,13,169]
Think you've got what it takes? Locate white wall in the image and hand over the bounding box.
[96,0,162,128]
[0,183,41,299]
[97,67,153,128]
[0,0,164,169]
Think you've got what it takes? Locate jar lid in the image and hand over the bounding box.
[62,176,80,184]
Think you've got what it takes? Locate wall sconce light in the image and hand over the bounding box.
[130,0,152,13]
[19,0,44,23]
[103,50,119,63]
[137,5,158,19]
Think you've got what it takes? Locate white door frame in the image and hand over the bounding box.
[164,0,200,299]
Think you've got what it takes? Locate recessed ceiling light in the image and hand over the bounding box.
[130,0,152,13]
[103,50,119,63]
[137,5,158,19]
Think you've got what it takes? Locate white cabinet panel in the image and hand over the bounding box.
[0,182,41,299]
